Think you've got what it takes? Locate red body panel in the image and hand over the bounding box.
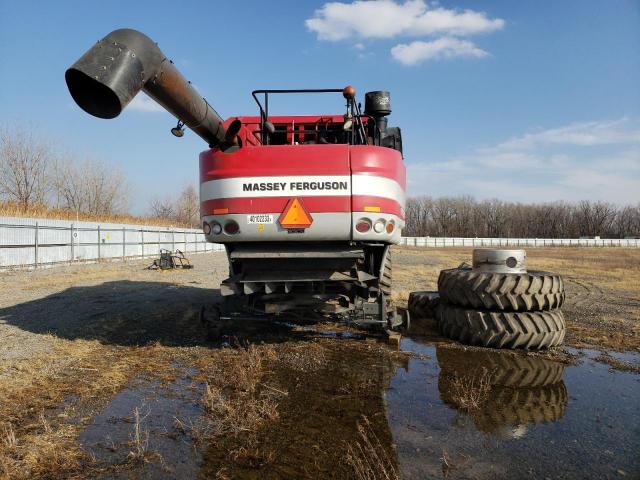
[200,144,350,181]
[350,146,406,189]
[200,116,406,220]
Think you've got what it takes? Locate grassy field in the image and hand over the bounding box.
[0,246,638,478]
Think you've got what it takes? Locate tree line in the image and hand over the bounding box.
[0,126,199,227]
[148,186,200,228]
[404,196,640,239]
[2,126,638,235]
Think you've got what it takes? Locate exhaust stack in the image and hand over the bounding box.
[65,28,226,147]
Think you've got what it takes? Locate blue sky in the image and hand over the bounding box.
[1,0,638,213]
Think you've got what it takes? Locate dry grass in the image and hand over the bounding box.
[0,201,190,227]
[1,424,16,450]
[441,449,452,479]
[594,353,640,374]
[448,371,493,412]
[0,338,177,479]
[196,343,283,439]
[127,407,149,462]
[345,416,400,480]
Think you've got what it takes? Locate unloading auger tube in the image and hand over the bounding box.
[65,28,227,147]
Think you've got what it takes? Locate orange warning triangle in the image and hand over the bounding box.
[279,198,313,229]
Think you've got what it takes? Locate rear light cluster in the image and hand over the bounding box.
[223,220,239,234]
[203,220,238,235]
[355,218,394,234]
[355,219,372,233]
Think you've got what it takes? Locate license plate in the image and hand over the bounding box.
[247,214,274,224]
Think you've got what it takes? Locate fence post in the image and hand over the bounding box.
[172,230,175,251]
[141,229,144,258]
[70,223,74,263]
[122,227,126,261]
[34,222,39,269]
[97,226,101,261]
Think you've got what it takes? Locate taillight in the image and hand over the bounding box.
[212,222,222,235]
[373,219,386,233]
[356,219,372,233]
[202,222,212,235]
[224,220,239,234]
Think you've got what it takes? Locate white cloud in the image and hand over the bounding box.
[406,118,640,204]
[484,118,640,151]
[391,37,488,65]
[128,93,164,113]
[306,0,504,41]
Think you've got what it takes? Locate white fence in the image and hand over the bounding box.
[2,216,638,270]
[399,237,640,248]
[0,216,224,269]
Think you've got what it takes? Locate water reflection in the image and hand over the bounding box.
[387,338,640,479]
[436,347,567,438]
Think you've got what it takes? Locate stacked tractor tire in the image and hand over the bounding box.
[410,249,566,350]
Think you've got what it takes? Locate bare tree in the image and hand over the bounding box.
[149,196,176,220]
[0,127,50,210]
[52,154,85,212]
[174,185,199,227]
[83,160,129,215]
[52,155,129,216]
[613,204,640,238]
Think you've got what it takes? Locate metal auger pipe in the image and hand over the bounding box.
[65,28,227,147]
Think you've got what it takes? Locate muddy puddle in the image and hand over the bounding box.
[79,369,204,478]
[75,335,398,479]
[387,336,640,479]
[72,327,639,479]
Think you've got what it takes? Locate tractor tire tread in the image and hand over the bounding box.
[438,268,565,311]
[436,303,565,350]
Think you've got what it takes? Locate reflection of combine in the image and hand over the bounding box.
[436,347,567,438]
[66,29,407,332]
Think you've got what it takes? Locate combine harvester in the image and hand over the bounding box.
[66,29,408,333]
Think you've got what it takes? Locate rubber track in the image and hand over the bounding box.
[436,303,566,350]
[436,347,565,387]
[438,268,565,311]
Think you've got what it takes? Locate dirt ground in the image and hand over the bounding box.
[0,246,638,479]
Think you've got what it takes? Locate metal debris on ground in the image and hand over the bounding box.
[147,249,193,270]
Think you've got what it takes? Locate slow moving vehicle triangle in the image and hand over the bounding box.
[278,198,313,229]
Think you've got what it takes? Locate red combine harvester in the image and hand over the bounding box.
[66,29,408,332]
